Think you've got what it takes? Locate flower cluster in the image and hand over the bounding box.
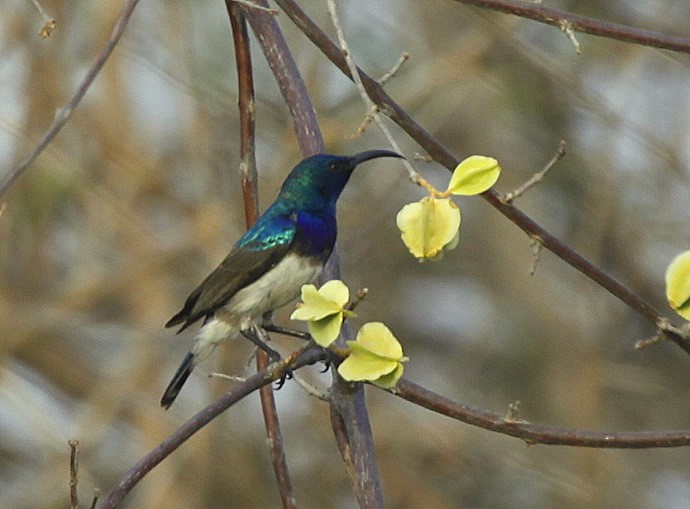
[397,155,501,261]
[291,281,407,388]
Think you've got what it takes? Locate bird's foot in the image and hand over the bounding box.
[273,368,293,390]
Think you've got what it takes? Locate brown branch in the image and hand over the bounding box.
[226,3,296,508]
[452,0,690,53]
[68,440,79,509]
[99,347,327,509]
[323,256,384,508]
[228,1,260,228]
[0,0,142,198]
[392,379,690,448]
[239,2,384,506]
[241,0,323,157]
[274,0,690,356]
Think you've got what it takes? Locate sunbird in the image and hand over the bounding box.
[161,150,402,408]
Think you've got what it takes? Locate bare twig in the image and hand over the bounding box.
[68,440,79,509]
[294,374,330,401]
[502,140,566,203]
[559,19,582,54]
[528,236,543,276]
[325,0,418,183]
[88,490,100,509]
[231,0,279,15]
[450,0,690,54]
[275,0,690,355]
[377,52,410,85]
[99,347,328,509]
[391,379,690,448]
[346,288,368,312]
[1,0,141,197]
[209,372,247,383]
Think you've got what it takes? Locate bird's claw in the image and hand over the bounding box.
[319,360,331,373]
[273,367,293,390]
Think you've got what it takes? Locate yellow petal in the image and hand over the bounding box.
[372,362,405,389]
[396,197,461,260]
[308,313,344,347]
[290,283,342,321]
[337,347,399,382]
[353,322,403,360]
[666,250,690,320]
[319,280,350,307]
[447,155,500,196]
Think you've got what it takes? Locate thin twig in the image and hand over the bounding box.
[88,490,100,509]
[377,52,410,85]
[391,378,690,448]
[502,140,566,203]
[274,0,690,355]
[528,236,543,276]
[231,0,279,15]
[1,0,141,197]
[209,372,247,383]
[293,374,330,401]
[450,0,690,54]
[559,19,582,54]
[68,440,79,509]
[325,0,419,183]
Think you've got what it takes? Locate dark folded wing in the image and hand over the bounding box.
[166,219,295,331]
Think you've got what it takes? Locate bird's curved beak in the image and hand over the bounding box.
[349,149,404,167]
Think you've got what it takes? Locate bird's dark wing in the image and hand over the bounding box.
[166,217,296,331]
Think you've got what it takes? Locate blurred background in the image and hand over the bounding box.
[2,0,690,508]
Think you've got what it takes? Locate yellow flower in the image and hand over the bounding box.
[666,251,690,320]
[338,322,408,388]
[290,280,353,346]
[396,197,460,261]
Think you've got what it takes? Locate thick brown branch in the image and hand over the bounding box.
[274,0,690,355]
[241,0,323,157]
[392,379,690,448]
[452,0,690,53]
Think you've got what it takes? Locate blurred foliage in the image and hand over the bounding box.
[1,0,690,508]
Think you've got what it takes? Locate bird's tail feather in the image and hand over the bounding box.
[161,352,194,409]
[161,319,236,409]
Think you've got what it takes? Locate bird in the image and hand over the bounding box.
[161,150,403,408]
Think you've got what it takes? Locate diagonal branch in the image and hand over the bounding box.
[391,379,690,448]
[451,0,690,53]
[0,0,142,197]
[226,3,296,508]
[99,347,327,509]
[242,0,323,156]
[274,0,690,356]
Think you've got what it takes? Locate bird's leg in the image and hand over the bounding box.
[242,325,293,389]
[241,326,281,362]
[262,322,311,341]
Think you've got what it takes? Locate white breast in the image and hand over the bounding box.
[219,252,323,330]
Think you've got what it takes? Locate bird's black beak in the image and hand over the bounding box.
[348,149,404,167]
